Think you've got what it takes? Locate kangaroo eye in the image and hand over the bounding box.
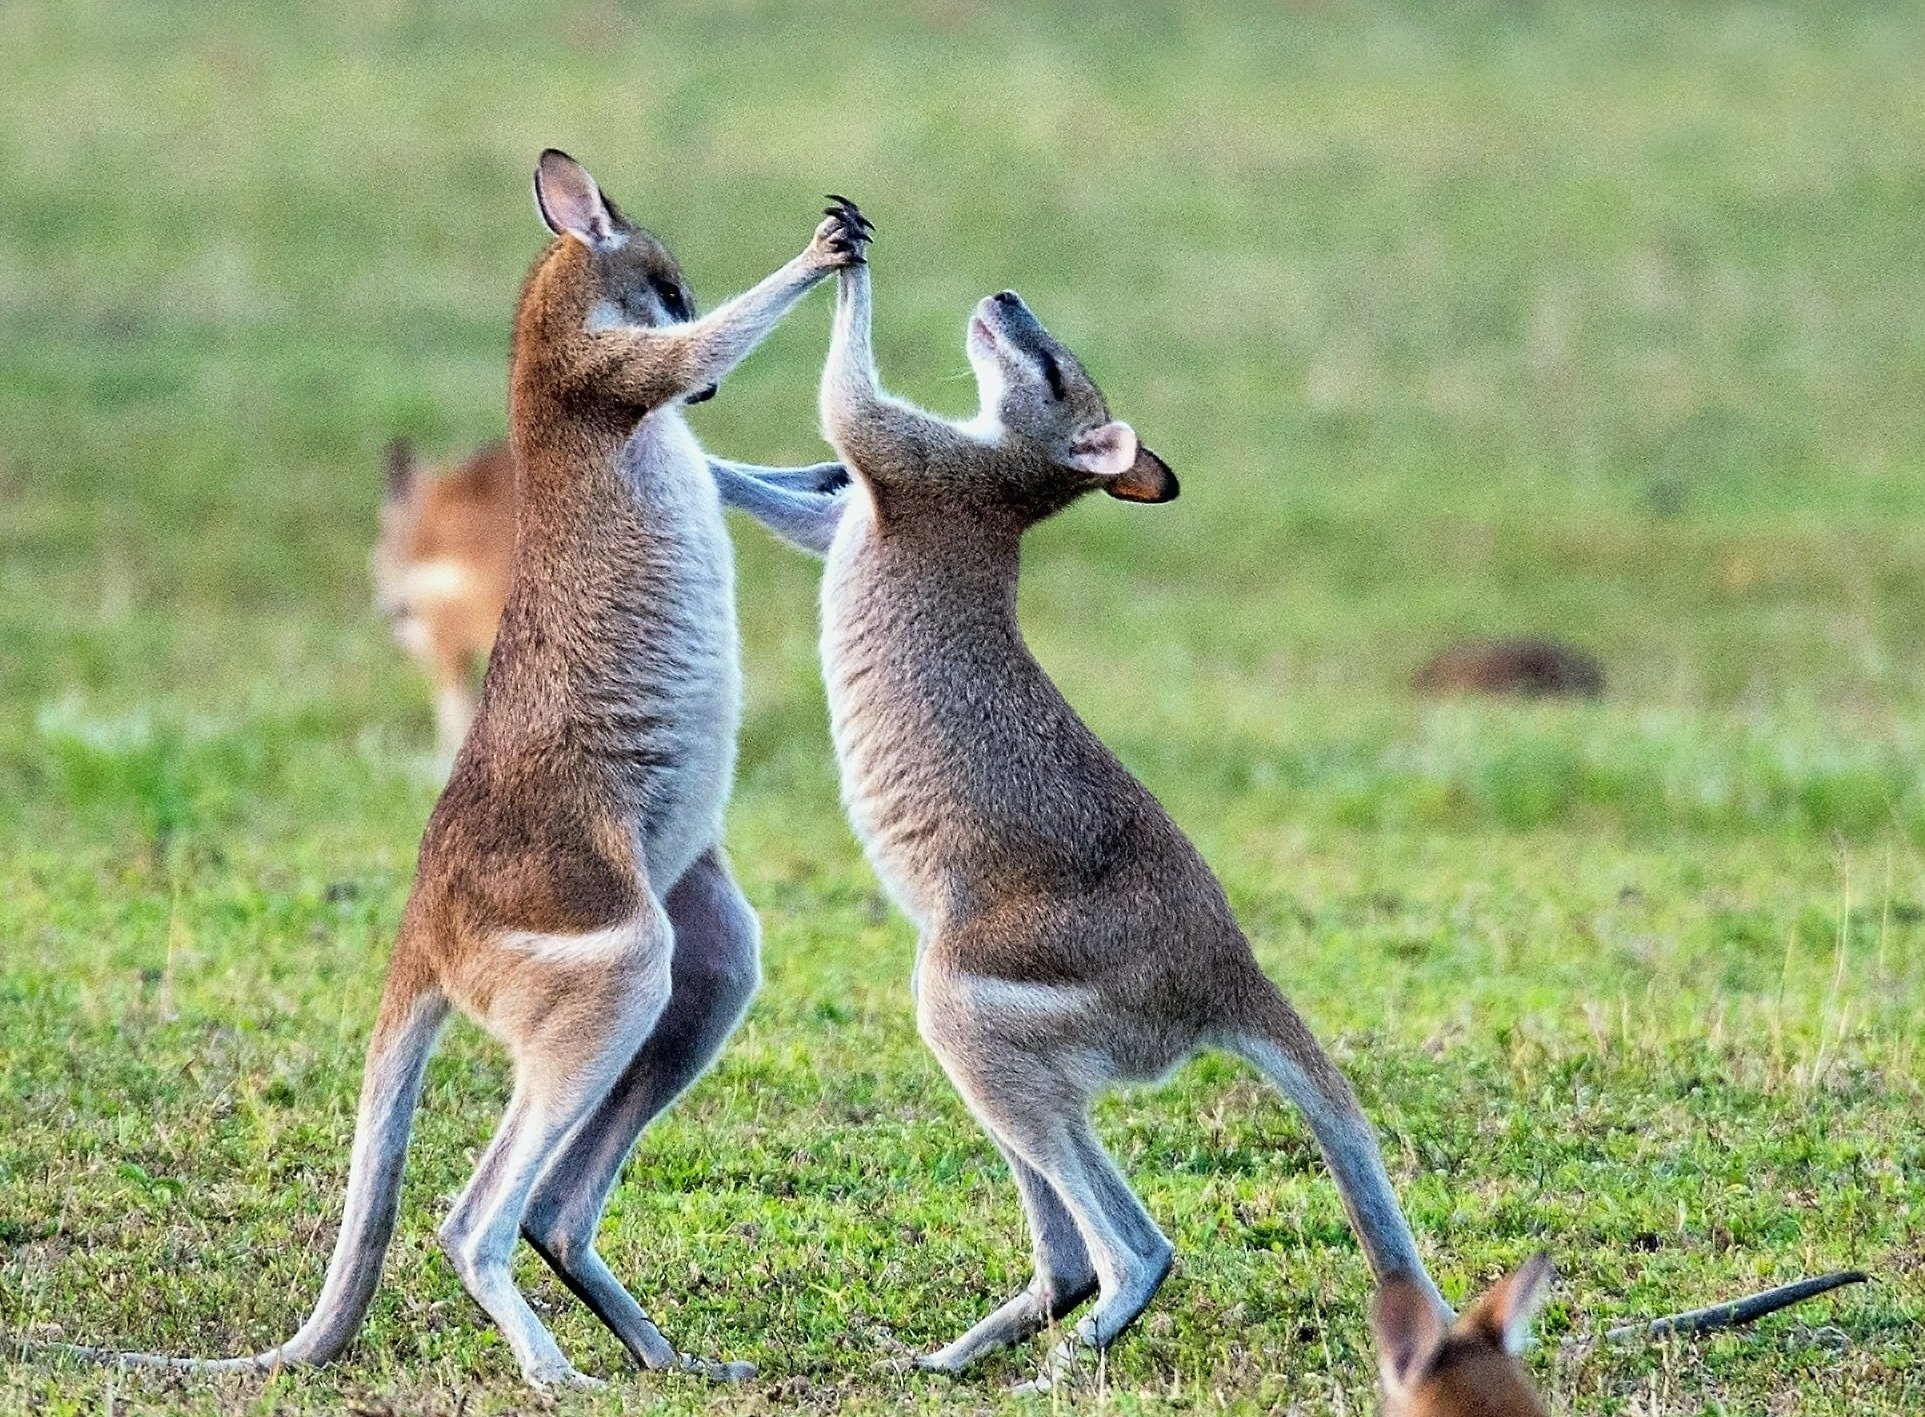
[1038,351,1066,401]
[652,278,688,319]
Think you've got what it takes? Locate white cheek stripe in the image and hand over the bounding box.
[400,558,477,604]
[960,349,1008,444]
[497,918,642,965]
[586,298,628,333]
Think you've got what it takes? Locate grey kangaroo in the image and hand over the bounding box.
[39,155,869,1389]
[730,228,1871,1393]
[807,242,1449,1383]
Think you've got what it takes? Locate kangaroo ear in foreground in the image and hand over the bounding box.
[1105,444,1179,504]
[534,148,620,249]
[1468,1253,1556,1355]
[1372,1274,1446,1399]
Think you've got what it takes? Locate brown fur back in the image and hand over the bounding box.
[401,227,743,1023]
[1412,638,1604,699]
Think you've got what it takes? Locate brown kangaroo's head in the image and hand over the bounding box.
[960,290,1176,523]
[522,150,716,403]
[372,439,514,667]
[534,149,696,325]
[1374,1256,1555,1417]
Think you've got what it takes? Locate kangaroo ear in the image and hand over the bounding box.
[1373,1276,1445,1399]
[534,149,620,249]
[1467,1254,1555,1356]
[1064,420,1138,477]
[383,437,418,503]
[1104,444,1179,504]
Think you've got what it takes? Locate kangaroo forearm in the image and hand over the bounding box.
[711,462,848,555]
[668,255,830,393]
[821,267,962,469]
[821,264,879,422]
[587,255,831,410]
[707,457,848,494]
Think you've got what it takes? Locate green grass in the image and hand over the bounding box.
[3,1,1922,1411]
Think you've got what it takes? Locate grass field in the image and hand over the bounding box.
[3,2,1922,1411]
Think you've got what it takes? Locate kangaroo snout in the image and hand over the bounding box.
[972,291,1044,356]
[975,290,1028,324]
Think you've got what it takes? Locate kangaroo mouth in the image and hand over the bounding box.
[686,383,718,405]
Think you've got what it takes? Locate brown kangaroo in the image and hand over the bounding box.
[811,246,1449,1386]
[1375,1258,1555,1417]
[48,154,868,1389]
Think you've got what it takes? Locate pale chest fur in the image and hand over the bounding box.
[608,410,742,891]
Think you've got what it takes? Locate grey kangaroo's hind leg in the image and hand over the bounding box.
[1227,978,1449,1322]
[1012,1113,1175,1388]
[437,937,673,1388]
[920,997,1173,1382]
[917,1137,1098,1373]
[519,847,761,1381]
[710,459,850,556]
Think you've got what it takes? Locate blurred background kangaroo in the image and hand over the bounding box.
[374,437,516,753]
[1411,638,1606,701]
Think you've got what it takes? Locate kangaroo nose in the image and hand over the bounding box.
[993,290,1021,306]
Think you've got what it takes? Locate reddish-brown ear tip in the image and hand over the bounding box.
[1105,446,1178,504]
[1467,1254,1556,1355]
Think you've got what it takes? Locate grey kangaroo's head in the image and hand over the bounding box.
[532,149,716,400]
[962,290,1176,521]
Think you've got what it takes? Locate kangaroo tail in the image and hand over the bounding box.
[27,968,449,1374]
[1595,1269,1868,1345]
[1222,968,1452,1321]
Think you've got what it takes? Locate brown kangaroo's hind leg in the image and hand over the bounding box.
[517,848,761,1381]
[436,920,675,1389]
